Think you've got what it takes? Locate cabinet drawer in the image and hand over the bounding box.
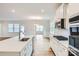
[58,44,68,56]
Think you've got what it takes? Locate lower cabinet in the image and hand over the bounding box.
[50,37,68,56]
[58,43,68,56]
[20,40,32,56]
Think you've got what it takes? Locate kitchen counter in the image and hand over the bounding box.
[0,35,33,56]
[51,36,68,48]
[56,39,68,49]
[50,36,68,56]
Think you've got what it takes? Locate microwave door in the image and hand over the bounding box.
[70,27,78,35]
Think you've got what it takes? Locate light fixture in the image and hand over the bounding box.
[11,9,15,13]
[27,16,43,20]
[41,9,45,13]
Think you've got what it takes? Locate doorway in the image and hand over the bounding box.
[34,24,44,35]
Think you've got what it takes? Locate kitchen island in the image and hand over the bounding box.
[0,35,33,56]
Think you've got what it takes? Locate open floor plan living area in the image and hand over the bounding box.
[0,3,79,56]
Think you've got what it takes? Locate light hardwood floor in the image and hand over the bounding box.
[32,35,55,56]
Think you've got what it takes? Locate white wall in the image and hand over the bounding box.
[0,20,50,37]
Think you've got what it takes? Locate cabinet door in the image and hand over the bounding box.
[20,40,32,56]
[20,49,25,56]
[50,37,68,56]
[27,40,32,56]
[50,38,59,55]
[58,44,68,56]
[53,39,60,55]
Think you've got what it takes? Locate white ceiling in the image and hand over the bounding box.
[0,3,61,20]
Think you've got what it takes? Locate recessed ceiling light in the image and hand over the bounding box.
[11,9,15,13]
[41,9,45,13]
[27,16,43,20]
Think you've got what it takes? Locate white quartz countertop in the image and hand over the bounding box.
[54,37,68,48]
[50,36,68,48]
[0,35,33,52]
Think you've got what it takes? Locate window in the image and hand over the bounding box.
[14,24,19,32]
[8,24,20,32]
[39,26,43,31]
[8,24,14,32]
[0,24,1,33]
[36,24,43,32]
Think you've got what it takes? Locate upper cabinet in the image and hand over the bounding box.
[67,3,79,18]
[54,4,68,29]
[55,4,64,22]
[55,4,67,21]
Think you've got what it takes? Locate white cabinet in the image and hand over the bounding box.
[67,3,79,18]
[50,37,68,56]
[20,39,32,56]
[58,44,68,56]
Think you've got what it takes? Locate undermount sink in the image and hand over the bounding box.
[20,38,30,41]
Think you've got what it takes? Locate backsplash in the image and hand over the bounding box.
[54,28,69,38]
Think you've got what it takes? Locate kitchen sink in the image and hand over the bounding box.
[20,38,30,41]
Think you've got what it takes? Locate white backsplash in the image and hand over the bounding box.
[54,28,69,38]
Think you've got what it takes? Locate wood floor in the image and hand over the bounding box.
[32,35,55,56]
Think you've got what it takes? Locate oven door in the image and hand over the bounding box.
[69,36,79,56]
[69,36,75,47]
